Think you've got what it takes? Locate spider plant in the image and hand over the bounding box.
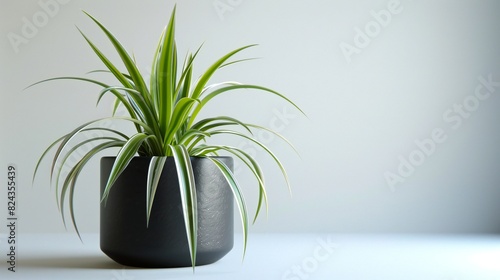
[32,7,303,268]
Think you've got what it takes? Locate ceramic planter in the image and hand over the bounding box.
[100,156,234,268]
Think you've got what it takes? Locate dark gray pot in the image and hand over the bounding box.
[100,156,234,268]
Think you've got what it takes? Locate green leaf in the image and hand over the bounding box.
[54,135,125,210]
[146,156,167,227]
[173,45,203,102]
[186,116,253,152]
[169,145,197,270]
[245,123,300,157]
[155,6,177,137]
[82,12,150,102]
[32,134,67,186]
[163,97,199,147]
[191,45,256,101]
[177,129,211,148]
[77,28,134,90]
[60,140,123,239]
[102,133,154,202]
[176,53,193,101]
[191,116,253,135]
[219,57,259,69]
[80,127,129,141]
[210,129,292,195]
[189,83,305,127]
[80,14,164,142]
[48,117,154,189]
[26,76,141,131]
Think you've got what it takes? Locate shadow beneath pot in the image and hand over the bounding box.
[19,255,122,270]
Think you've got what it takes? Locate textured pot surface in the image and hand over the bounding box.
[100,156,234,268]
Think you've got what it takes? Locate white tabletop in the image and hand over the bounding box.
[1,233,499,280]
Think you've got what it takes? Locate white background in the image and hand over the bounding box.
[2,0,500,235]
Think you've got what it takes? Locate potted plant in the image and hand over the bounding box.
[32,6,303,268]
